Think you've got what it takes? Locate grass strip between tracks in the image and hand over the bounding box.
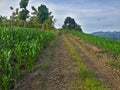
[63,35,109,90]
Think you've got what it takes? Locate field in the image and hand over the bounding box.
[65,30,120,58]
[65,30,120,69]
[0,27,54,90]
[0,28,120,90]
[1,0,120,90]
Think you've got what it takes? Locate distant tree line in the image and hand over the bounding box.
[0,0,83,31]
[0,0,56,30]
[62,17,82,32]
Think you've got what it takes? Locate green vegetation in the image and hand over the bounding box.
[0,1,56,89]
[0,27,54,90]
[37,4,49,30]
[19,0,29,27]
[0,0,118,89]
[105,60,120,69]
[0,1,55,30]
[63,35,108,90]
[62,17,82,32]
[65,30,120,69]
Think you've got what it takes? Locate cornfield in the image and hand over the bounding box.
[0,27,54,90]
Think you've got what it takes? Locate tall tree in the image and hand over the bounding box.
[38,4,49,30]
[10,7,14,26]
[20,0,29,9]
[0,16,3,26]
[63,17,76,29]
[62,17,82,32]
[31,5,55,29]
[44,12,55,30]
[19,0,29,27]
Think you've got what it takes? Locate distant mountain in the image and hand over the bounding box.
[91,31,120,39]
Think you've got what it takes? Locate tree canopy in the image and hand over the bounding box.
[19,0,29,27]
[62,17,82,32]
[38,4,49,24]
[20,0,29,9]
[19,9,29,21]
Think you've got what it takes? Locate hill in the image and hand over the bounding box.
[91,31,120,39]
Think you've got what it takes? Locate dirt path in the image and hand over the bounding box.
[16,32,78,90]
[65,33,120,90]
[41,32,78,90]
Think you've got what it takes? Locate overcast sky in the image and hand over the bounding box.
[0,0,120,33]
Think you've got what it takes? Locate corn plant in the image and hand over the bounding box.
[0,27,54,90]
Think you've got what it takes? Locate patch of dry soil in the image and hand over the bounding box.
[41,32,78,90]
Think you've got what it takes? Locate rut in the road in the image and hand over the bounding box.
[42,32,78,90]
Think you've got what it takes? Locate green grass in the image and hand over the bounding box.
[105,60,120,69]
[63,35,109,90]
[0,27,54,90]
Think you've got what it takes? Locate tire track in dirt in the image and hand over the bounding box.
[41,32,78,90]
[65,33,120,90]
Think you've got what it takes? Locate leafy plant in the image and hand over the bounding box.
[0,27,54,89]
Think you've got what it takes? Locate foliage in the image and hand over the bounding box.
[0,1,55,29]
[0,16,3,25]
[19,0,29,27]
[105,60,120,69]
[19,9,29,21]
[44,12,54,30]
[38,4,49,24]
[30,4,54,30]
[31,6,38,15]
[0,27,54,90]
[20,0,29,9]
[10,8,19,24]
[0,16,9,26]
[62,17,82,32]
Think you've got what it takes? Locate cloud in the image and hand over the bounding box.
[0,0,19,17]
[39,2,120,33]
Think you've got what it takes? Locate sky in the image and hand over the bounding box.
[0,0,120,33]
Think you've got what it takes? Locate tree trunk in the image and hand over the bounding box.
[24,20,26,28]
[42,23,44,30]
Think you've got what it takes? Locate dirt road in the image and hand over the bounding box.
[16,32,120,90]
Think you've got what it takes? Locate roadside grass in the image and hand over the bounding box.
[63,35,110,90]
[105,60,120,70]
